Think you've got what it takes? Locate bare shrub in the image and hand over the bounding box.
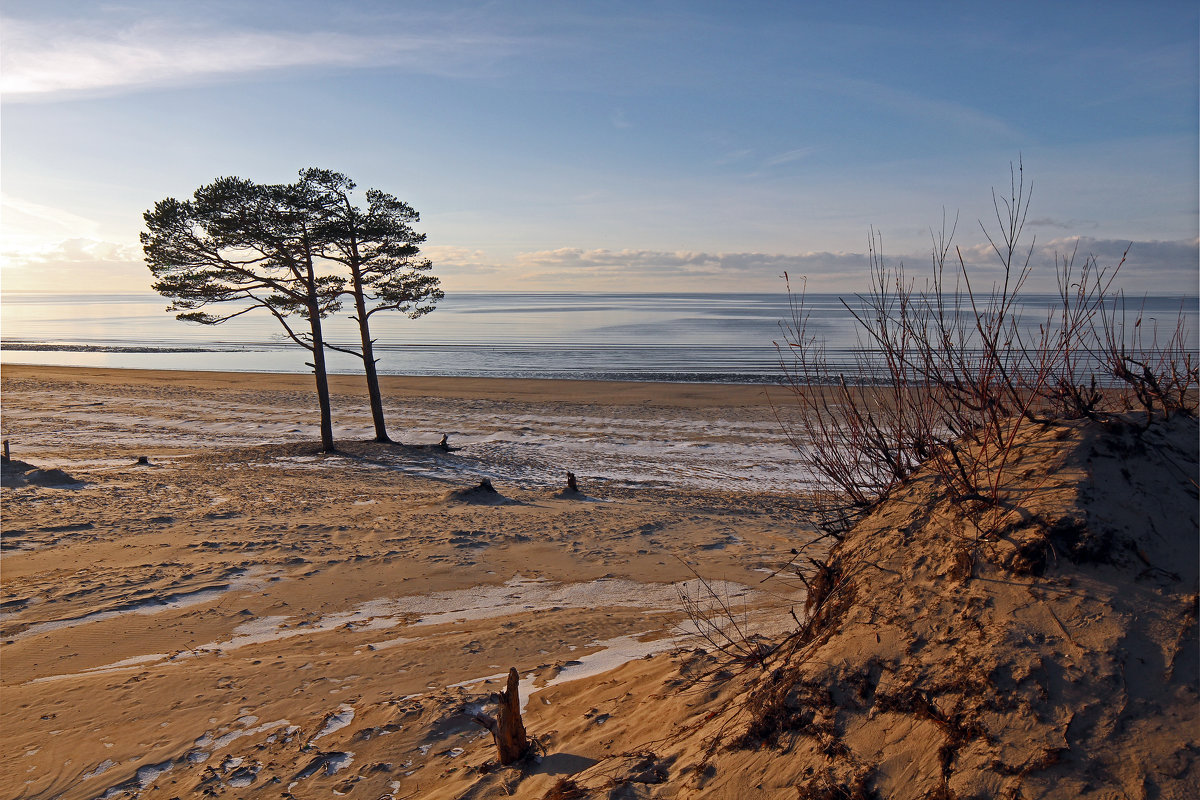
[1100,291,1198,422]
[676,570,775,668]
[737,164,1196,764]
[776,161,1197,535]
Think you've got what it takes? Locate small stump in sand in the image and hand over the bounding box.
[473,667,530,765]
[443,478,511,505]
[555,471,587,500]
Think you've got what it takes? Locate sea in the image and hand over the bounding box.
[2,291,1197,384]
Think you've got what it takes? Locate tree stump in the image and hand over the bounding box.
[472,667,529,765]
[439,433,450,451]
[566,471,579,492]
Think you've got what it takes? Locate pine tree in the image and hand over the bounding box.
[143,176,344,451]
[303,169,443,443]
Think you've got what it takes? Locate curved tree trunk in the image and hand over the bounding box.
[308,315,336,452]
[355,295,390,443]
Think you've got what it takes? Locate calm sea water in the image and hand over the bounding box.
[2,291,1197,384]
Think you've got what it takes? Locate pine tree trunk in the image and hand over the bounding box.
[308,305,336,453]
[355,295,390,443]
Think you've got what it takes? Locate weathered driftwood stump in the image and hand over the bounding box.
[439,433,450,451]
[566,471,579,492]
[473,667,529,765]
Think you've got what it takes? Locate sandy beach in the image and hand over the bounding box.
[0,365,814,799]
[2,364,1197,799]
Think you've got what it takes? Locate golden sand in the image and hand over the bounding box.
[2,365,1196,799]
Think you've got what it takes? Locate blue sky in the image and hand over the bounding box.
[1,0,1196,293]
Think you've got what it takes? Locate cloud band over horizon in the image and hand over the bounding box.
[4,235,1196,296]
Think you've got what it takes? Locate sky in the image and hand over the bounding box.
[1,0,1197,295]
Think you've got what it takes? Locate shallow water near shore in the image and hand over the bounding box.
[1,291,797,381]
[9,290,1193,383]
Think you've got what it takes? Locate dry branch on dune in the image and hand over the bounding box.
[776,162,1197,538]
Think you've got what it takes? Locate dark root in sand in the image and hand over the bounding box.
[551,471,592,500]
[541,778,588,800]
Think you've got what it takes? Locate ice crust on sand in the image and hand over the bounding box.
[519,633,678,711]
[13,567,273,641]
[200,575,755,651]
[2,392,811,492]
[25,576,759,684]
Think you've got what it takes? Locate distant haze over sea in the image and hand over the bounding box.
[2,292,1197,385]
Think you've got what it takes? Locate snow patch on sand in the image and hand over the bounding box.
[15,567,273,641]
[25,576,760,684]
[310,705,356,743]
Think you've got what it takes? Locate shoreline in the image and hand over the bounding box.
[0,361,809,494]
[0,362,787,409]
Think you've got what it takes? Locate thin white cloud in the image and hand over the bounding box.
[422,244,504,278]
[0,194,111,270]
[937,236,1198,294]
[0,193,101,238]
[763,147,816,167]
[1026,216,1097,231]
[713,148,754,166]
[1,236,140,267]
[0,17,521,99]
[509,247,866,289]
[1043,237,1199,290]
[816,74,1023,140]
[501,239,1200,293]
[0,237,146,291]
[424,245,491,265]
